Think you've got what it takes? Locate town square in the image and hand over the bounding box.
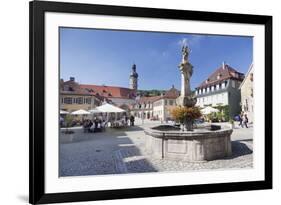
[59,28,254,177]
[60,118,253,176]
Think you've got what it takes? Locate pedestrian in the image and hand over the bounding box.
[238,114,243,128]
[125,115,128,126]
[130,115,135,126]
[94,118,99,132]
[243,114,248,128]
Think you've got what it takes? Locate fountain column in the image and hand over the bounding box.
[176,45,197,107]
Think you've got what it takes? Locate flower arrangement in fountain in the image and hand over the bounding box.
[170,106,202,131]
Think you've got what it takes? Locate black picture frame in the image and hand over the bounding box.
[29,0,272,204]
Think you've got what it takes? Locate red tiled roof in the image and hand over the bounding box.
[151,87,180,102]
[196,64,244,89]
[163,87,180,99]
[80,84,136,99]
[61,80,93,96]
[136,96,162,104]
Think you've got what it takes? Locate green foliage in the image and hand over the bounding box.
[137,89,165,97]
[213,105,230,121]
[207,112,218,122]
[64,115,74,134]
[216,111,223,121]
[64,115,74,128]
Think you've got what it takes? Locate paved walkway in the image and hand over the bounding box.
[59,119,253,176]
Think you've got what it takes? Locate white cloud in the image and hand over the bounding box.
[177,35,205,48]
[178,38,188,46]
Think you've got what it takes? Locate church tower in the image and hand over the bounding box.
[129,64,138,90]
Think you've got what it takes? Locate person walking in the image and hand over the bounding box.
[243,114,248,128]
[130,115,135,126]
[238,114,243,128]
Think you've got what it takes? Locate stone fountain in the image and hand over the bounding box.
[144,45,233,162]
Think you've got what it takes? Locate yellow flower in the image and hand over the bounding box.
[170,106,202,123]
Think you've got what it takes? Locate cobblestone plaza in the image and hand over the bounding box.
[59,119,253,176]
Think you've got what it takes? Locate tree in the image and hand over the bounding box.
[64,114,74,134]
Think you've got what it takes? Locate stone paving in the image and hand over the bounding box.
[59,119,253,177]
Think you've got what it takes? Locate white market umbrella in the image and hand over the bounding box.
[96,103,126,113]
[71,109,91,115]
[96,103,126,123]
[201,106,219,115]
[60,110,69,114]
[88,108,102,114]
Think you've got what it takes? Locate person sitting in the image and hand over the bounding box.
[101,120,106,131]
[97,121,101,131]
[83,120,89,133]
[88,120,93,133]
[90,123,95,133]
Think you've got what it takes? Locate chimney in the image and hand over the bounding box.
[222,61,226,70]
[70,77,75,82]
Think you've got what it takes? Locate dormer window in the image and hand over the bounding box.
[217,73,222,80]
[250,73,253,81]
[205,78,210,84]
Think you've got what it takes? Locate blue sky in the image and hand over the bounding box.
[60,27,253,90]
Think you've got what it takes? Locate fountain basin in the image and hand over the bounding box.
[144,124,232,162]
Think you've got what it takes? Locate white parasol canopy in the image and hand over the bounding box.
[96,103,126,113]
[88,108,102,114]
[60,110,69,114]
[201,106,219,115]
[71,109,91,115]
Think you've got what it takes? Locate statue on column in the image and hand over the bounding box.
[177,45,196,107]
[181,45,190,63]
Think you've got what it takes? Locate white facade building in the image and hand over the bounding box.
[152,86,179,121]
[130,86,179,121]
[195,62,245,118]
[240,63,254,123]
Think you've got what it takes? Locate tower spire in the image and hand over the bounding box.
[129,63,138,90]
